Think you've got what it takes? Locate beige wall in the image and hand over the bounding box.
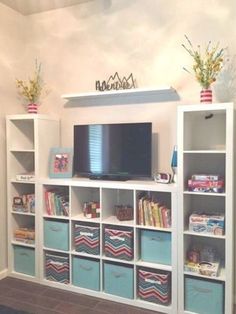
[0,3,26,272]
[0,0,236,280]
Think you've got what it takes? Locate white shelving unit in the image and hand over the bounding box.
[6,114,60,281]
[177,103,235,314]
[61,87,179,105]
[38,178,178,314]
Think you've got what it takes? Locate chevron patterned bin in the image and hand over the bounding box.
[74,224,100,255]
[104,227,133,261]
[138,269,171,305]
[45,253,69,284]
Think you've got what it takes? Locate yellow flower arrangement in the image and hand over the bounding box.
[16,60,47,104]
[182,35,226,89]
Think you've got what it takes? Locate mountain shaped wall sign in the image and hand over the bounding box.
[95,72,137,91]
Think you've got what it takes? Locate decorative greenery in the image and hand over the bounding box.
[182,35,226,89]
[16,60,48,104]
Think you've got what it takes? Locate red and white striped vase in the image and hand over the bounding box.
[200,88,212,103]
[27,103,38,114]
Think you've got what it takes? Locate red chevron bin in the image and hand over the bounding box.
[104,226,133,261]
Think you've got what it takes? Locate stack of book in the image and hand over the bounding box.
[12,194,35,213]
[138,196,171,228]
[45,189,69,216]
[188,174,224,193]
[14,227,35,244]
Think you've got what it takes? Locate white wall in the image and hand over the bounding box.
[0,3,26,272]
[1,0,236,282]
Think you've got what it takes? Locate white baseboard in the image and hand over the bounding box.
[0,269,8,280]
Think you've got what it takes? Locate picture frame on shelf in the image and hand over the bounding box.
[49,147,73,178]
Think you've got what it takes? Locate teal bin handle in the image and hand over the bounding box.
[111,271,125,278]
[50,226,62,232]
[79,265,92,271]
[193,286,212,294]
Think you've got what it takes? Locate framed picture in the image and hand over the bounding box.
[49,147,73,178]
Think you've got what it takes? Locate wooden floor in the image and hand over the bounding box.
[0,277,160,314]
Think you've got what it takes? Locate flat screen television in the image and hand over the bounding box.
[73,122,152,180]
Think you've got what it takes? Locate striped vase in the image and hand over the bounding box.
[200,88,212,103]
[27,103,38,114]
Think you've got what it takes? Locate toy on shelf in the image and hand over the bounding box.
[189,212,225,236]
[187,174,224,193]
[185,244,221,277]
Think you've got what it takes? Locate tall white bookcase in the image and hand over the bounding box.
[177,103,234,314]
[6,114,60,281]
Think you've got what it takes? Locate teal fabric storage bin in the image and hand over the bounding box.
[72,257,100,291]
[104,262,133,299]
[140,230,171,265]
[14,246,35,276]
[44,219,69,251]
[185,277,224,314]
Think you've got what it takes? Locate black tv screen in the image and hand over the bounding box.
[73,122,152,180]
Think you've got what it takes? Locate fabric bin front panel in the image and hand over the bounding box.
[104,227,133,261]
[14,246,35,276]
[141,230,171,265]
[185,277,224,314]
[45,253,69,284]
[104,262,134,299]
[72,257,100,291]
[44,220,69,251]
[74,224,100,255]
[138,269,171,305]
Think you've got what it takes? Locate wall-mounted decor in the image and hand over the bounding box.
[95,72,137,91]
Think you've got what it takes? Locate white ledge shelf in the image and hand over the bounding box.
[61,87,179,106]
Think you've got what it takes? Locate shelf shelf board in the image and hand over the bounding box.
[11,179,35,184]
[183,191,226,197]
[61,86,179,103]
[10,149,35,153]
[183,230,225,239]
[43,247,69,254]
[102,215,134,226]
[71,214,100,223]
[136,260,172,271]
[136,225,172,232]
[43,214,69,220]
[102,255,134,265]
[71,250,100,259]
[11,241,35,248]
[183,150,226,154]
[11,211,35,217]
[184,268,225,282]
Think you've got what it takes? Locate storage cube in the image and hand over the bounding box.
[104,227,133,261]
[104,262,134,299]
[74,224,100,255]
[138,269,171,305]
[72,257,100,291]
[14,246,35,276]
[185,277,224,314]
[45,253,69,284]
[140,230,171,265]
[44,219,69,251]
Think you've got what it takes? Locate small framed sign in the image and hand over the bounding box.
[49,147,73,178]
